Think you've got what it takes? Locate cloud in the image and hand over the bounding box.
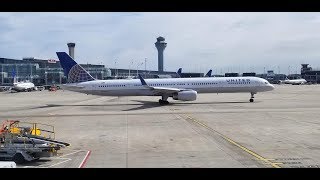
[0,12,320,74]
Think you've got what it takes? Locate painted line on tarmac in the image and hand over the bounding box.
[20,150,87,168]
[79,150,91,168]
[46,158,72,168]
[184,115,282,168]
[58,150,83,158]
[1,109,317,118]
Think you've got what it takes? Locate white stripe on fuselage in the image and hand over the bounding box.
[62,76,274,96]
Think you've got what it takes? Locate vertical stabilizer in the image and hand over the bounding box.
[56,52,95,83]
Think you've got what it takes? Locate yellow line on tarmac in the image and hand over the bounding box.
[185,115,281,168]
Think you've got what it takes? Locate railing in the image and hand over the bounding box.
[16,122,55,140]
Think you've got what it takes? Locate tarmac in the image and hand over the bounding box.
[0,84,320,168]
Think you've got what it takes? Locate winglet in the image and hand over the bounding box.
[138,74,148,86]
[205,69,212,77]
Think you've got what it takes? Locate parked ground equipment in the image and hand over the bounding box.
[0,120,69,164]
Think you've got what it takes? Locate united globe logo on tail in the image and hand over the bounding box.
[67,64,95,83]
[56,52,95,84]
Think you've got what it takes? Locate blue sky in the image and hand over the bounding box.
[1,12,320,74]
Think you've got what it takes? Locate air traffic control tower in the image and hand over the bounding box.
[155,36,167,72]
[67,42,76,59]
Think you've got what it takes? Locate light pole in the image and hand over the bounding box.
[136,62,143,77]
[144,58,147,78]
[128,60,133,77]
[288,65,291,75]
[16,64,18,83]
[100,62,104,80]
[45,71,48,85]
[30,63,33,83]
[59,71,62,84]
[1,64,3,85]
[114,59,117,77]
[101,70,104,80]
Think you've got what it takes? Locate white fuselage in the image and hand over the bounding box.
[281,79,307,85]
[13,81,35,91]
[62,76,274,97]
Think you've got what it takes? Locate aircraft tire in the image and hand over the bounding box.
[159,99,169,105]
[12,153,25,164]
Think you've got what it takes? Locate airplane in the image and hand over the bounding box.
[11,69,36,92]
[279,77,307,85]
[12,81,36,92]
[56,52,275,105]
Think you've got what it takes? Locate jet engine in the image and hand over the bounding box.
[172,90,197,101]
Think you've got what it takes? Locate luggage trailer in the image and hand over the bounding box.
[0,120,70,164]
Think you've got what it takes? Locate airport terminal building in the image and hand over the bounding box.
[0,57,111,86]
[0,57,203,86]
[108,68,203,79]
[301,64,320,84]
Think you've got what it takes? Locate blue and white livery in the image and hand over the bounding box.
[56,52,274,105]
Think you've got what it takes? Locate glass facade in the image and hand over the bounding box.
[0,57,111,86]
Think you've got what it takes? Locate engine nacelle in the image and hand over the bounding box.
[172,90,197,101]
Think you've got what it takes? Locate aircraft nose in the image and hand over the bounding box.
[269,84,275,90]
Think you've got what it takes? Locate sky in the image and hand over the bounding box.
[1,12,320,74]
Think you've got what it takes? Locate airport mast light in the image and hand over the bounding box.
[129,60,133,77]
[136,62,143,77]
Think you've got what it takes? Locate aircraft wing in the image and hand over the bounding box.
[138,74,184,95]
[149,86,181,95]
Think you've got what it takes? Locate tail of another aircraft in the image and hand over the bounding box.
[12,68,17,83]
[56,52,95,83]
[177,68,182,77]
[205,69,212,77]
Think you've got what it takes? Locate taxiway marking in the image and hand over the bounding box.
[185,115,282,168]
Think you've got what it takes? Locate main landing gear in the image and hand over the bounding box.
[159,95,169,105]
[250,92,256,102]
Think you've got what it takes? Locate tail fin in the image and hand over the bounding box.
[56,52,95,83]
[12,68,17,83]
[177,68,182,77]
[205,69,212,77]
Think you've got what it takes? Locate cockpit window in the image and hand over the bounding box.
[264,82,268,84]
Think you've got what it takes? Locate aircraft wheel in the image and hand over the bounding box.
[249,98,254,102]
[12,153,25,164]
[159,99,169,105]
[159,99,163,105]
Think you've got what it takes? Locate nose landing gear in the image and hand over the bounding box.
[250,92,256,102]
